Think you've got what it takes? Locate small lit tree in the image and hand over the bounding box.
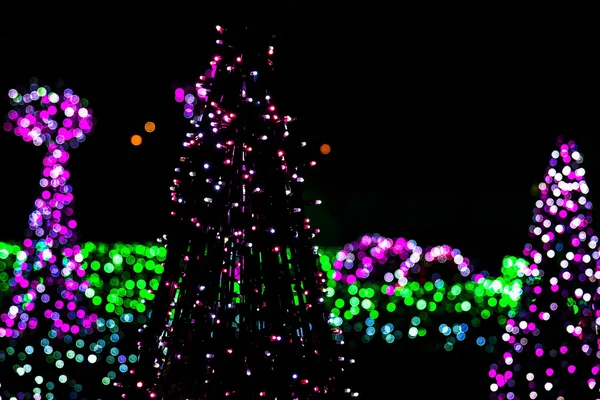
[490,138,600,399]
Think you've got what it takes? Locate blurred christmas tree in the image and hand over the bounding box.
[489,138,600,399]
[131,25,356,399]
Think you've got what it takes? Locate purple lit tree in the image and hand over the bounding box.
[0,83,127,400]
[489,138,600,399]
[131,25,356,399]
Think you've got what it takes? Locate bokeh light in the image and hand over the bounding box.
[144,122,155,133]
[0,82,164,399]
[489,139,600,399]
[320,143,331,155]
[320,235,527,352]
[0,240,166,398]
[131,134,143,146]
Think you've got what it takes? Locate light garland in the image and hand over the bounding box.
[131,25,356,399]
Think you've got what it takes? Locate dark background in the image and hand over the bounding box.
[0,2,598,398]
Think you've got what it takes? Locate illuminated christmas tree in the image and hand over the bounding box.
[132,25,356,399]
[489,138,600,399]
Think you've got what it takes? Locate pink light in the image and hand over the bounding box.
[535,348,544,357]
[568,365,577,374]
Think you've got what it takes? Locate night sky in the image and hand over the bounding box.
[0,2,598,398]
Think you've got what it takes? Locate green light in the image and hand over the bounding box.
[318,245,528,349]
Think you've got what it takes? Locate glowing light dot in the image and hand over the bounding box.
[320,144,331,155]
[131,135,143,146]
[144,121,156,133]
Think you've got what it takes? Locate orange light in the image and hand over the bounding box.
[144,121,156,133]
[131,135,143,146]
[319,144,331,155]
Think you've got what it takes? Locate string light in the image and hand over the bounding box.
[132,25,356,399]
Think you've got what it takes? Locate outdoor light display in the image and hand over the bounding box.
[319,237,527,352]
[0,241,165,318]
[0,84,165,400]
[132,25,356,399]
[0,241,166,400]
[489,139,600,399]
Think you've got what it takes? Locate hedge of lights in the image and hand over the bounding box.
[318,235,531,352]
[0,240,165,396]
[1,241,165,318]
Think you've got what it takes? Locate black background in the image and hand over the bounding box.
[0,2,598,398]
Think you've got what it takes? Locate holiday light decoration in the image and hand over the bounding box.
[0,240,165,318]
[319,237,527,352]
[489,138,600,399]
[132,25,356,399]
[0,84,165,400]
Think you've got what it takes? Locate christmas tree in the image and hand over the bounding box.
[131,25,356,399]
[489,138,600,399]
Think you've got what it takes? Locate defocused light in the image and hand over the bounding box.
[131,135,143,146]
[320,144,331,155]
[489,138,598,399]
[144,122,156,133]
[320,238,527,351]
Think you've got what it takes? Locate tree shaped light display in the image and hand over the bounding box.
[318,237,526,352]
[489,138,600,399]
[131,25,356,399]
[0,84,166,400]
